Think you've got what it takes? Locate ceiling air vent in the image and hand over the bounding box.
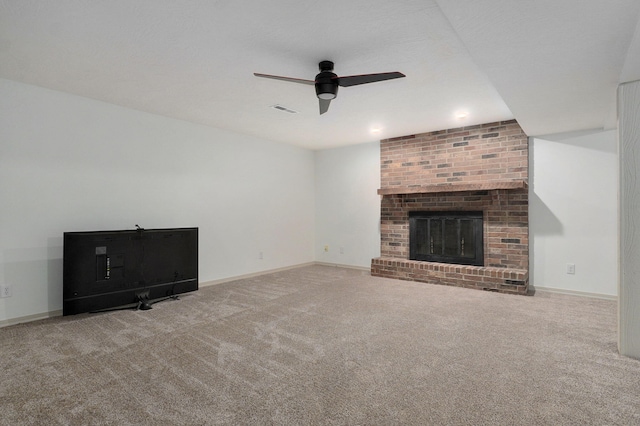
[270,104,298,114]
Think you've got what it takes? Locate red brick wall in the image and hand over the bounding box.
[381,120,527,190]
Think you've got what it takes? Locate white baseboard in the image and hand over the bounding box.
[313,262,371,272]
[200,262,370,287]
[0,309,63,328]
[199,262,317,287]
[532,285,617,301]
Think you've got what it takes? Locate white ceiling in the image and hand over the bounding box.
[1,1,639,150]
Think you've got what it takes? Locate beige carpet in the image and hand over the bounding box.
[0,265,638,425]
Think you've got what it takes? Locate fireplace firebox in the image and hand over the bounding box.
[409,211,484,266]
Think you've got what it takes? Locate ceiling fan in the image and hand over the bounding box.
[254,60,405,115]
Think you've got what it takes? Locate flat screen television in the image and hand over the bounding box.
[63,227,198,315]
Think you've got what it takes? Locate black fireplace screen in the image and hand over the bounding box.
[409,211,484,266]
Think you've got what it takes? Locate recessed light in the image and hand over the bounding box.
[371,127,382,134]
[455,111,468,119]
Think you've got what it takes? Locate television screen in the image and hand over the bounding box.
[63,227,198,315]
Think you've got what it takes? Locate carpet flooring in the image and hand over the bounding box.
[0,264,639,425]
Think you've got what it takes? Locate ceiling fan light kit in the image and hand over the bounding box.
[254,60,405,114]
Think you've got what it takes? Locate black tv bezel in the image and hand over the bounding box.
[63,227,198,316]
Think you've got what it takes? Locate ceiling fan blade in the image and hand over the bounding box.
[336,72,406,87]
[253,73,315,85]
[319,98,331,115]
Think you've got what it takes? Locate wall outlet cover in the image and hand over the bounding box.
[0,285,12,298]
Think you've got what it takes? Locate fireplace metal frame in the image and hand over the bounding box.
[409,211,484,266]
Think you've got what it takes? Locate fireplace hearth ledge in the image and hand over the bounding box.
[371,257,529,295]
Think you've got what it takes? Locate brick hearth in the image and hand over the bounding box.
[371,120,530,295]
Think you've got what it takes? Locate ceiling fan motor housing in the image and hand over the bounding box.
[315,71,338,100]
[316,60,337,99]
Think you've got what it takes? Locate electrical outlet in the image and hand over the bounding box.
[339,247,344,254]
[259,251,263,260]
[324,245,329,252]
[566,263,575,275]
[0,285,12,298]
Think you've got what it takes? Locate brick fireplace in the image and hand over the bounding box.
[371,120,529,295]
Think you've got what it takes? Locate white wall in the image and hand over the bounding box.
[0,79,315,323]
[314,142,381,268]
[529,131,618,297]
[618,79,640,358]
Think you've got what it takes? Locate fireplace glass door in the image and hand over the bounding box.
[409,211,483,266]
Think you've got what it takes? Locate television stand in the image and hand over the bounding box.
[137,293,153,310]
[136,293,180,310]
[90,293,180,314]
